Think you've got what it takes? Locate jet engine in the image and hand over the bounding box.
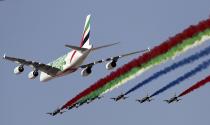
[14,65,24,74]
[28,70,39,79]
[105,61,117,70]
[81,67,92,77]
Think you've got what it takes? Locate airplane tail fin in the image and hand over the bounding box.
[80,14,92,49]
[79,15,120,51]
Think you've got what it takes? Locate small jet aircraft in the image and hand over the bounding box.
[66,101,84,110]
[46,108,65,116]
[78,100,89,107]
[111,93,128,101]
[66,96,103,110]
[86,95,103,104]
[70,100,88,109]
[164,94,181,104]
[3,14,149,82]
[66,103,79,110]
[136,94,153,103]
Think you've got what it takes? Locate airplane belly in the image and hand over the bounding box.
[41,50,91,82]
[40,68,77,82]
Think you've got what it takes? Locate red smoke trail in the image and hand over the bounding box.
[61,17,210,110]
[178,75,210,97]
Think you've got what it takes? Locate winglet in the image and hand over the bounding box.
[3,53,6,59]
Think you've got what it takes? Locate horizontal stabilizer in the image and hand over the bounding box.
[65,44,88,52]
[91,42,120,51]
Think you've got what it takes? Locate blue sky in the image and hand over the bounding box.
[1,0,210,125]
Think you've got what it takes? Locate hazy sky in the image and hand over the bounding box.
[1,0,210,125]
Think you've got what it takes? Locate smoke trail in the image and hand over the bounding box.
[60,17,210,110]
[76,31,210,105]
[124,45,210,95]
[150,58,210,97]
[178,75,210,97]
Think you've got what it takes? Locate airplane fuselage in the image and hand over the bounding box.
[165,97,180,103]
[40,47,92,82]
[140,98,148,103]
[112,94,127,101]
[116,95,124,101]
[138,97,152,103]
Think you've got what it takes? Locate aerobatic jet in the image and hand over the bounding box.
[66,96,103,111]
[3,14,149,82]
[67,104,76,110]
[46,108,65,116]
[86,95,103,104]
[136,94,153,103]
[111,93,128,101]
[164,94,181,103]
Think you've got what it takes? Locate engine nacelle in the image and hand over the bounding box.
[28,70,39,79]
[14,66,24,74]
[106,61,117,70]
[81,67,92,77]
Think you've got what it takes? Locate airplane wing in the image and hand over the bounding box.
[3,54,61,76]
[79,49,149,69]
[65,44,88,52]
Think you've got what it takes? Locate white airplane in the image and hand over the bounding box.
[3,15,149,82]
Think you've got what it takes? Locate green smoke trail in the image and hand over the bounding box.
[77,29,210,104]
